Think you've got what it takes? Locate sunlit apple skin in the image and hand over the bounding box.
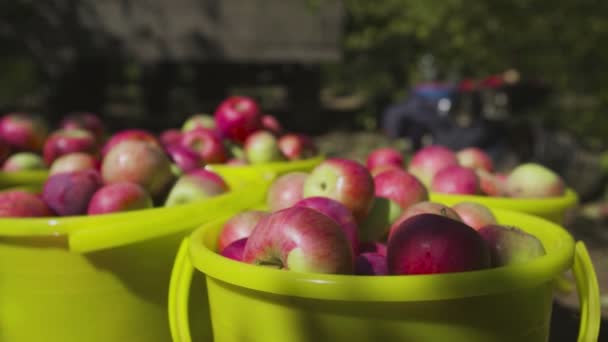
[214,96,262,144]
[374,169,428,210]
[303,158,375,222]
[452,202,497,231]
[220,238,248,262]
[42,129,98,166]
[387,213,490,275]
[505,163,565,198]
[478,224,546,267]
[0,191,52,217]
[244,130,284,164]
[389,201,462,238]
[87,181,153,215]
[163,169,228,207]
[243,206,354,274]
[49,152,98,175]
[180,128,227,164]
[165,145,202,173]
[101,129,161,157]
[366,147,404,171]
[182,113,215,132]
[431,165,481,195]
[2,152,45,172]
[277,133,317,160]
[266,172,308,212]
[456,147,494,172]
[0,112,48,152]
[42,169,103,216]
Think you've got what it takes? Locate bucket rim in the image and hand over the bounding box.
[189,208,575,302]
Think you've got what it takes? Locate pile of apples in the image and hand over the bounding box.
[373,144,566,198]
[216,157,547,276]
[0,95,318,218]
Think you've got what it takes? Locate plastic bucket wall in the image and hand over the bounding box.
[0,170,48,192]
[170,209,600,342]
[0,169,268,342]
[429,188,578,224]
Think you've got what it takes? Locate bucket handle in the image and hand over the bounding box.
[169,237,195,342]
[168,239,601,342]
[573,241,600,342]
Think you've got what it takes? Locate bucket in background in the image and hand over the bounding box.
[170,208,600,342]
[0,169,268,342]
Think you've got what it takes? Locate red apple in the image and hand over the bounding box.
[389,201,462,238]
[49,152,97,175]
[370,164,403,177]
[294,196,360,255]
[277,133,317,160]
[303,158,375,222]
[456,147,494,172]
[0,112,48,151]
[477,169,507,196]
[180,128,227,164]
[0,191,52,217]
[407,145,459,186]
[244,130,284,164]
[226,158,248,166]
[214,96,262,143]
[43,129,98,166]
[220,238,248,262]
[218,210,269,252]
[182,113,215,132]
[2,152,45,171]
[431,165,480,195]
[42,169,103,216]
[355,252,388,275]
[373,169,428,210]
[451,202,497,230]
[358,196,402,243]
[164,169,228,206]
[366,147,404,171]
[266,172,308,212]
[243,206,354,274]
[261,114,283,136]
[478,224,546,267]
[101,129,161,157]
[159,129,183,148]
[387,213,491,275]
[101,140,175,199]
[165,145,203,173]
[359,241,387,256]
[60,112,105,142]
[87,181,153,215]
[505,163,565,198]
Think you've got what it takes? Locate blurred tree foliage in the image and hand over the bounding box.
[325,0,608,147]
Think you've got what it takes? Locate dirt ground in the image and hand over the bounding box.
[315,130,608,341]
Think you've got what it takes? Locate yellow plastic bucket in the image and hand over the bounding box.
[205,155,324,182]
[170,208,600,342]
[0,170,269,342]
[429,188,579,224]
[0,170,48,192]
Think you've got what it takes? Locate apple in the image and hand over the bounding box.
[60,112,105,142]
[451,202,497,230]
[49,152,97,175]
[214,96,262,143]
[164,169,228,207]
[0,112,48,151]
[358,196,402,243]
[456,147,494,172]
[407,145,459,186]
[505,163,565,198]
[294,196,360,255]
[359,241,387,256]
[244,130,284,164]
[374,169,428,210]
[101,140,175,200]
[42,169,103,216]
[389,201,462,238]
[180,128,227,164]
[387,213,491,275]
[431,165,480,195]
[43,128,98,166]
[477,169,507,196]
[355,252,388,275]
[370,164,403,177]
[226,158,248,166]
[2,152,45,171]
[87,181,153,215]
[182,113,215,132]
[261,114,283,136]
[218,210,269,252]
[277,133,317,160]
[101,129,160,157]
[303,158,375,222]
[220,238,248,262]
[478,224,546,267]
[243,206,354,274]
[165,145,202,173]
[366,147,404,171]
[266,172,308,212]
[159,129,183,148]
[0,191,52,217]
